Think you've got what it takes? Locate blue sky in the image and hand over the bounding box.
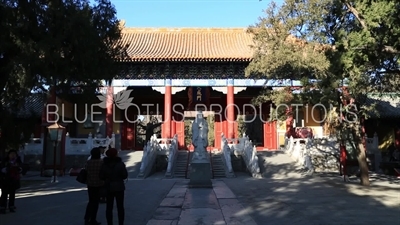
[110,0,283,27]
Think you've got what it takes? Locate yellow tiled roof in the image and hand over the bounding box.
[120,28,254,62]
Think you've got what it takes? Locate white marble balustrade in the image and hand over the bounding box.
[165,134,179,177]
[284,132,380,172]
[227,134,261,178]
[221,134,233,174]
[365,133,379,153]
[138,134,159,178]
[22,135,44,154]
[155,138,175,152]
[23,132,115,155]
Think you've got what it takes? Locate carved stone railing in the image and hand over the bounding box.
[242,136,261,178]
[220,134,234,177]
[23,134,44,154]
[365,133,380,171]
[155,138,175,153]
[285,133,381,173]
[365,133,379,152]
[219,134,261,178]
[23,132,116,155]
[138,134,159,178]
[165,134,179,178]
[66,132,115,154]
[285,136,327,173]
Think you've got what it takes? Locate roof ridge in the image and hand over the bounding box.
[122,27,248,33]
[367,92,400,96]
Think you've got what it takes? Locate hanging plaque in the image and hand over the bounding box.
[193,87,206,103]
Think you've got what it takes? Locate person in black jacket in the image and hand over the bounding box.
[137,122,162,143]
[0,150,22,214]
[100,148,128,225]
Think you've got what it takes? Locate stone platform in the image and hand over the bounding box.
[146,180,257,225]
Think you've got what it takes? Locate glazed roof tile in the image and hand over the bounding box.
[366,93,400,118]
[120,28,254,62]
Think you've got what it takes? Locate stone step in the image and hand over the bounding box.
[210,154,227,178]
[172,151,190,178]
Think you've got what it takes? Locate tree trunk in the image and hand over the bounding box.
[353,123,370,186]
[357,142,370,186]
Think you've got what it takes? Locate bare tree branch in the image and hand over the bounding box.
[383,45,400,54]
[341,1,400,54]
[341,0,367,29]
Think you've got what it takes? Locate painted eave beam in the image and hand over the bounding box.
[110,79,306,87]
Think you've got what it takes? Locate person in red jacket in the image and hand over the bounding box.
[0,150,22,214]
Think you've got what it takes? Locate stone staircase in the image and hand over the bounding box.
[173,151,190,178]
[211,153,226,178]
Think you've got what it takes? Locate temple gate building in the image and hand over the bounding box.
[41,27,327,151]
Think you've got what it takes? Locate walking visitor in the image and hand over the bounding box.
[0,150,22,214]
[84,148,104,225]
[100,148,128,225]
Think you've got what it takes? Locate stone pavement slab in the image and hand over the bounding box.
[147,180,258,225]
[224,151,400,225]
[178,208,225,225]
[182,188,219,209]
[165,187,187,198]
[219,199,257,225]
[146,220,178,225]
[159,197,185,207]
[153,207,181,220]
[1,177,175,225]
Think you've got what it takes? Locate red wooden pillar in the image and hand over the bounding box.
[106,86,114,137]
[227,79,235,139]
[163,79,172,138]
[171,120,176,138]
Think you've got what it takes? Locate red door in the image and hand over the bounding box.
[121,113,136,150]
[161,122,166,139]
[234,121,238,139]
[175,121,185,149]
[263,121,277,150]
[214,117,224,149]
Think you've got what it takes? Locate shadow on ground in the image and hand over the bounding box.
[224,150,400,225]
[1,178,176,225]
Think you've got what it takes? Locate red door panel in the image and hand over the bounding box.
[175,121,185,149]
[121,113,136,150]
[263,121,277,150]
[171,121,176,139]
[223,121,228,139]
[161,123,166,139]
[234,121,238,139]
[126,124,135,150]
[214,118,223,149]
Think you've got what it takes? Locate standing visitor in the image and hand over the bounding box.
[100,148,128,225]
[99,146,107,203]
[84,148,104,225]
[0,150,22,214]
[138,122,162,143]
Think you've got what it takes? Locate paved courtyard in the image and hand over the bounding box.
[225,151,400,225]
[0,151,399,225]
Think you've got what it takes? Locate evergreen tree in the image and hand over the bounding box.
[0,0,127,154]
[247,0,400,186]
